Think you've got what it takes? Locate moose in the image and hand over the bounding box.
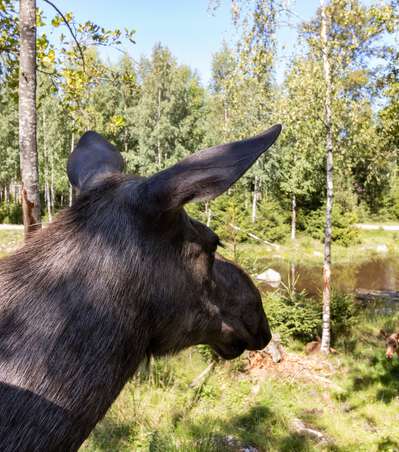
[0,124,281,451]
[380,329,399,360]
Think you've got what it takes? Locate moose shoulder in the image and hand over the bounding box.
[0,125,281,451]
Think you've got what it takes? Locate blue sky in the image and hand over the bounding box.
[39,1,326,84]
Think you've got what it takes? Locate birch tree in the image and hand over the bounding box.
[19,0,41,236]
[320,0,333,354]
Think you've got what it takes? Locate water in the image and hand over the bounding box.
[258,255,399,297]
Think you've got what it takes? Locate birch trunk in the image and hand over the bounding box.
[251,176,258,224]
[42,111,52,222]
[291,194,296,241]
[69,132,75,207]
[320,0,334,355]
[205,202,212,227]
[19,0,41,237]
[50,143,55,212]
[5,185,9,206]
[157,88,162,167]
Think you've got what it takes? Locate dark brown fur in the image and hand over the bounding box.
[0,127,282,451]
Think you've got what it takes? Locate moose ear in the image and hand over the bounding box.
[67,131,125,192]
[144,124,282,212]
[380,329,388,339]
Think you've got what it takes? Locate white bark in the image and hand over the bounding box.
[69,132,75,207]
[19,0,41,237]
[320,0,334,355]
[205,202,212,227]
[5,185,9,206]
[157,88,162,167]
[291,194,296,241]
[50,143,55,212]
[42,111,52,222]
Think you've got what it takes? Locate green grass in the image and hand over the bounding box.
[221,229,399,274]
[0,229,24,257]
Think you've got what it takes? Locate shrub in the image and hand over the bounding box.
[0,203,23,224]
[252,195,290,242]
[330,291,358,342]
[300,204,359,246]
[382,174,399,220]
[265,290,321,343]
[265,288,357,345]
[187,193,290,244]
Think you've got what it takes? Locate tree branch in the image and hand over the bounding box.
[42,0,86,72]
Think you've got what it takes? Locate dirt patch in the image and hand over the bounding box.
[245,349,342,390]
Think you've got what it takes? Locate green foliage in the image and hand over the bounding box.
[187,193,290,245]
[195,345,218,363]
[253,196,290,242]
[265,290,321,343]
[300,203,359,246]
[265,288,357,344]
[330,291,358,342]
[1,0,398,228]
[381,173,399,220]
[210,193,252,243]
[0,202,22,224]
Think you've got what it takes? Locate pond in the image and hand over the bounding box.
[257,255,399,297]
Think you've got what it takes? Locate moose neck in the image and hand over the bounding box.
[0,213,152,449]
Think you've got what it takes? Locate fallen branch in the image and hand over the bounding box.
[356,289,399,303]
[189,362,215,389]
[291,418,329,444]
[229,224,280,249]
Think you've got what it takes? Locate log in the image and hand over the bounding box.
[264,333,284,363]
[355,289,399,303]
[189,362,215,388]
[229,224,280,249]
[291,418,329,444]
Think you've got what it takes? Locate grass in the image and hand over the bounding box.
[0,229,24,257]
[0,229,398,451]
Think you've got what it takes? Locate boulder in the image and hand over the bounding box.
[256,268,281,288]
[376,244,388,253]
[264,333,284,363]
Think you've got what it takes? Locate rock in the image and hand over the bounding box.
[256,268,281,288]
[264,333,284,363]
[219,435,258,452]
[376,244,388,253]
[291,418,329,444]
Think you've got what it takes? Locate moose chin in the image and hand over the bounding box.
[0,124,281,451]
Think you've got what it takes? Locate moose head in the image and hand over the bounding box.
[0,124,281,451]
[67,125,281,360]
[380,329,399,360]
